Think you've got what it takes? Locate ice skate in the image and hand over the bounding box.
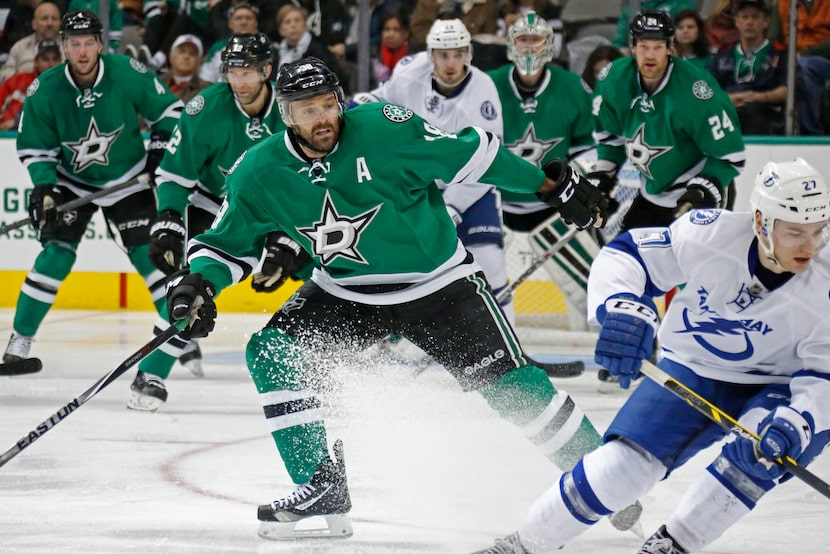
[257,439,352,540]
[179,340,204,378]
[637,525,688,554]
[127,371,168,412]
[471,532,533,554]
[3,332,33,364]
[608,499,644,538]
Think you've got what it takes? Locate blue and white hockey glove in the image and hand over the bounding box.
[726,406,813,481]
[594,293,658,389]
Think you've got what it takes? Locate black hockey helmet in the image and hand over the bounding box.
[220,32,273,74]
[59,10,103,40]
[276,57,344,124]
[629,9,675,47]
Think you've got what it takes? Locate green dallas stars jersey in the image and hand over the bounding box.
[188,103,547,299]
[17,54,183,191]
[487,64,595,208]
[593,56,745,202]
[155,82,286,215]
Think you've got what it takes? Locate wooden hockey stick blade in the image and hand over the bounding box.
[0,319,186,468]
[0,174,150,235]
[0,358,42,376]
[497,226,579,303]
[639,360,830,501]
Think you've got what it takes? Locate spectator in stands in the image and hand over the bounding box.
[580,44,623,92]
[707,0,787,135]
[162,33,210,103]
[373,9,410,83]
[199,2,259,83]
[0,0,39,60]
[137,0,214,72]
[0,1,60,82]
[673,8,711,69]
[274,4,336,72]
[770,0,830,134]
[0,39,60,130]
[611,0,699,52]
[706,0,741,52]
[410,0,499,52]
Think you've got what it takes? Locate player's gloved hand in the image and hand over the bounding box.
[148,210,186,275]
[586,171,620,215]
[594,293,658,389]
[145,131,170,186]
[673,176,722,218]
[726,406,813,481]
[537,159,609,230]
[251,232,312,293]
[28,185,63,229]
[167,272,217,339]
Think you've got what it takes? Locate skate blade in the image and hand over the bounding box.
[126,392,164,412]
[0,358,43,376]
[257,514,353,540]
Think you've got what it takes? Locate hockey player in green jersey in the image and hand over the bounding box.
[127,32,287,407]
[159,58,646,540]
[590,9,746,232]
[2,11,183,372]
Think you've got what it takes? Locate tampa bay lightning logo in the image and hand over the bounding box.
[426,95,442,114]
[676,286,773,361]
[480,100,497,121]
[689,209,720,225]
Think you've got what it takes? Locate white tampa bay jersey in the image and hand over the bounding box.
[588,209,830,434]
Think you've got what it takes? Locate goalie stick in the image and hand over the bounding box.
[639,360,830,501]
[0,319,187,468]
[0,174,149,235]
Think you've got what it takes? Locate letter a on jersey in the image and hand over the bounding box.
[299,190,382,265]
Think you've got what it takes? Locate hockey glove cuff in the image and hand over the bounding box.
[594,293,658,389]
[674,176,722,218]
[537,159,609,230]
[167,272,217,339]
[251,232,312,293]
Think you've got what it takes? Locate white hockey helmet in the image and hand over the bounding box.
[751,158,830,261]
[507,12,554,76]
[426,18,472,59]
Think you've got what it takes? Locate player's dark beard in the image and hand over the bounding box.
[291,118,344,156]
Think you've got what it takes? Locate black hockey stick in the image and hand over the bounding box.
[640,360,830,501]
[0,175,149,235]
[0,320,186,468]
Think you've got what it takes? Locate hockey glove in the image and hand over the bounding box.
[145,131,170,186]
[167,272,217,339]
[251,232,312,293]
[586,171,620,216]
[673,176,722,218]
[537,159,608,230]
[726,406,813,481]
[28,185,63,230]
[594,293,658,389]
[148,210,186,275]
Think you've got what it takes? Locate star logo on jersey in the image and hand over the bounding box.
[62,118,124,173]
[298,191,382,265]
[507,123,562,167]
[625,124,671,180]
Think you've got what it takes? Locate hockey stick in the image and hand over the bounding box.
[639,360,830,501]
[497,226,579,303]
[0,319,187,468]
[0,175,149,235]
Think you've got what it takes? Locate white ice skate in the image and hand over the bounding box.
[127,371,168,412]
[472,532,533,554]
[638,525,688,554]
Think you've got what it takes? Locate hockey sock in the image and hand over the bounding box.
[247,327,329,483]
[128,244,168,315]
[13,241,77,337]
[478,364,602,471]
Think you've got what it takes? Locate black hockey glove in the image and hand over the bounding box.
[673,176,722,218]
[148,210,186,275]
[586,171,620,216]
[28,184,63,230]
[167,272,217,339]
[145,131,170,186]
[251,232,312,293]
[537,159,609,230]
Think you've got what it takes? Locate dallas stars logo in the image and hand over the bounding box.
[298,191,382,265]
[507,123,562,166]
[625,123,671,180]
[62,118,123,173]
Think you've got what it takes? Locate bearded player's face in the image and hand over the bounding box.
[289,93,342,154]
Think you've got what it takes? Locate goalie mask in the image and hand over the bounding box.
[751,158,830,266]
[507,12,554,76]
[276,57,344,126]
[220,32,273,78]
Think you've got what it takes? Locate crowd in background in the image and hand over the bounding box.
[0,0,828,135]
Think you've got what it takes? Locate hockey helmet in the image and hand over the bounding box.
[507,12,554,76]
[426,18,472,58]
[59,10,103,40]
[220,32,273,75]
[629,10,675,47]
[276,57,344,125]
